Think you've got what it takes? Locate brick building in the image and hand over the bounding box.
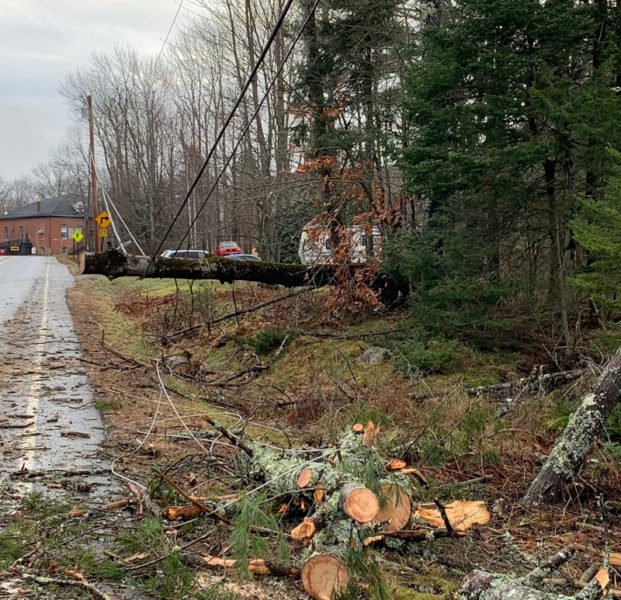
[0,194,85,255]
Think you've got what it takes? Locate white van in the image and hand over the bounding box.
[298,223,382,265]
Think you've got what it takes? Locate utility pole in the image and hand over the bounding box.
[87,95,99,252]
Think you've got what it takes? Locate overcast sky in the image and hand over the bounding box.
[0,0,186,181]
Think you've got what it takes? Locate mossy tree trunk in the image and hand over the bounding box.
[79,250,408,301]
[523,347,621,505]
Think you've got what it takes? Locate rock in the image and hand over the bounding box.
[360,347,391,364]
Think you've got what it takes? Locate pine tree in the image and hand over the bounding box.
[393,0,621,343]
[570,150,621,320]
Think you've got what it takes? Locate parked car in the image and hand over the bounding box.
[161,249,209,259]
[214,241,241,257]
[227,253,262,261]
[0,248,7,255]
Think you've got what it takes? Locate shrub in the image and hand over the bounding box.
[249,327,290,354]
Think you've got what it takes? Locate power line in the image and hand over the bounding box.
[148,0,299,267]
[175,0,321,252]
[154,0,186,71]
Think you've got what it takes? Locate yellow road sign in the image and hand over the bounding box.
[95,211,111,228]
[10,246,19,252]
[99,228,108,238]
[72,230,84,242]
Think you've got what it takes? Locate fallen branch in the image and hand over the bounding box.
[159,287,316,342]
[523,347,621,504]
[154,469,228,524]
[458,546,607,600]
[198,555,300,579]
[21,572,113,600]
[465,368,586,397]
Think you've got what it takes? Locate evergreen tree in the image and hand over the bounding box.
[392,0,621,344]
[570,150,621,319]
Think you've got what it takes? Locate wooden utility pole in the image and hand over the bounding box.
[87,94,99,252]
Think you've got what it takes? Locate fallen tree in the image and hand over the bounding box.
[523,347,621,505]
[78,250,408,301]
[458,546,607,600]
[169,419,490,600]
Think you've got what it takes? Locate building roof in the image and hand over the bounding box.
[1,194,85,220]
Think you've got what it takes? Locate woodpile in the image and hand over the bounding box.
[226,420,490,600]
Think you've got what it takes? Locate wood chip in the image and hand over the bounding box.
[385,459,407,471]
[362,421,379,447]
[314,482,325,504]
[413,500,490,533]
[596,568,610,591]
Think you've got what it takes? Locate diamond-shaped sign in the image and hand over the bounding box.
[95,211,111,228]
[72,230,84,242]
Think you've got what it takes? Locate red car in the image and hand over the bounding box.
[215,241,241,257]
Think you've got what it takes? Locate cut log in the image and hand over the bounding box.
[297,468,313,489]
[78,250,408,301]
[301,555,350,600]
[523,347,621,505]
[338,483,380,523]
[371,484,412,532]
[352,423,364,433]
[291,516,324,540]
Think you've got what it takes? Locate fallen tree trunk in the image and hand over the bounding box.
[458,546,606,600]
[523,347,621,505]
[78,250,408,301]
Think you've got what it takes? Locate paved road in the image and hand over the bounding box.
[0,256,109,493]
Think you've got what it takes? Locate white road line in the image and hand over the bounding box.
[22,258,51,471]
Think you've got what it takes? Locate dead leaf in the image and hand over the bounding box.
[63,569,85,581]
[413,500,490,533]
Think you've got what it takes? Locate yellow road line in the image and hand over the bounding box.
[0,256,17,267]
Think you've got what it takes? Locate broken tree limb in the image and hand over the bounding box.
[458,546,605,600]
[198,555,301,578]
[79,250,408,300]
[465,369,586,397]
[523,347,621,505]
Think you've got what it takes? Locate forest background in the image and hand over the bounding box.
[1,0,621,353]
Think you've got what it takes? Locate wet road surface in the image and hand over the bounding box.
[0,256,110,493]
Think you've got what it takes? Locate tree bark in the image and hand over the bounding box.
[79,250,408,300]
[523,347,621,505]
[458,546,604,600]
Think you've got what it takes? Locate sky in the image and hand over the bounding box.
[0,0,186,181]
